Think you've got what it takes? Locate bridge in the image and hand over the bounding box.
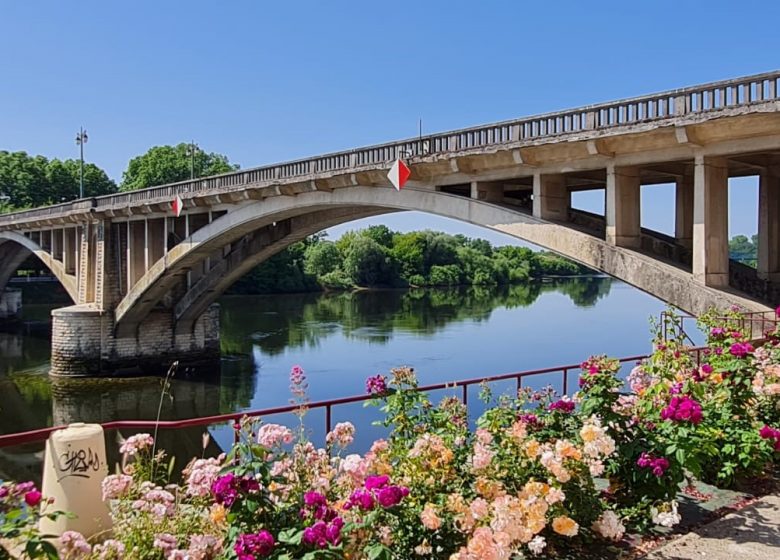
[1,71,779,376]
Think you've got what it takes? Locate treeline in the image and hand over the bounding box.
[0,144,237,213]
[228,225,593,294]
[729,234,758,266]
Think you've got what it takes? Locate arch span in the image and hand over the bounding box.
[0,232,78,302]
[116,186,769,331]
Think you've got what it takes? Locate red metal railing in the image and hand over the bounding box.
[2,310,776,451]
[0,354,652,450]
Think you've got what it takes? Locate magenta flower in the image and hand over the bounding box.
[212,473,258,508]
[24,490,42,507]
[548,399,575,413]
[636,452,670,477]
[365,374,388,395]
[710,327,726,338]
[660,396,703,425]
[759,425,780,450]
[729,342,754,358]
[775,305,780,318]
[364,475,389,491]
[376,486,407,508]
[234,531,275,560]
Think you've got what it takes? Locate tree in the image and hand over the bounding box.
[303,241,341,277]
[120,143,238,191]
[0,151,116,210]
[729,234,758,266]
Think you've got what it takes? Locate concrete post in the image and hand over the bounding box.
[692,156,729,287]
[532,173,568,221]
[757,169,780,281]
[470,181,504,203]
[606,165,641,248]
[675,174,694,249]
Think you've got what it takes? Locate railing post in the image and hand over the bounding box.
[461,384,468,406]
[562,369,568,395]
[325,405,332,435]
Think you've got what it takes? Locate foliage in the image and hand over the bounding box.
[0,151,116,211]
[227,227,593,295]
[728,234,758,267]
[120,144,238,191]
[0,480,63,559]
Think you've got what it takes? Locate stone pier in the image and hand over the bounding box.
[50,304,220,377]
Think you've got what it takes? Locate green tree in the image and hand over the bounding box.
[0,151,116,210]
[343,236,398,286]
[729,234,758,266]
[120,143,238,191]
[303,240,341,277]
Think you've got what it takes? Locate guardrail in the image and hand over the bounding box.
[0,354,650,449]
[1,71,778,227]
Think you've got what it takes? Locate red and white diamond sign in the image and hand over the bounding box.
[172,195,184,217]
[387,159,411,191]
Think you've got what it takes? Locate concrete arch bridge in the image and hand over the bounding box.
[1,71,779,375]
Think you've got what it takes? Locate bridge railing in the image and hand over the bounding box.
[0,71,778,227]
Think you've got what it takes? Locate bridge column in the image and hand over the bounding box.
[675,174,694,249]
[470,181,503,203]
[757,168,780,281]
[532,173,568,220]
[606,165,640,248]
[693,156,729,287]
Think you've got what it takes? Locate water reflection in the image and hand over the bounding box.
[2,276,675,482]
[220,279,614,357]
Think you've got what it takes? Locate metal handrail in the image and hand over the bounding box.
[1,71,778,227]
[0,352,660,450]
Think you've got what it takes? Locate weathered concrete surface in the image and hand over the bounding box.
[645,494,780,560]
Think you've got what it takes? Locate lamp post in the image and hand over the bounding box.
[185,141,199,180]
[75,127,88,199]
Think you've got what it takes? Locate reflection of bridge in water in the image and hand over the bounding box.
[0,72,779,376]
[0,374,224,484]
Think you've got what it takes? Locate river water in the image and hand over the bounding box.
[0,278,673,480]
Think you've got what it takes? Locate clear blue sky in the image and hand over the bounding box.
[1,1,776,246]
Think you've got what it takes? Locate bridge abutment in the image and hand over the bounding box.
[50,304,220,377]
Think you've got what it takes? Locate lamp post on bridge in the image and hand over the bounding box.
[75,128,88,199]
[186,141,200,180]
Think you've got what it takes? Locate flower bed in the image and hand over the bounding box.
[2,307,779,559]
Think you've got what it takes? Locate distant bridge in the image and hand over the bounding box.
[0,71,779,375]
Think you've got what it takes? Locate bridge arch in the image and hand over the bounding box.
[115,186,767,333]
[0,231,78,302]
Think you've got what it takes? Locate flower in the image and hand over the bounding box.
[153,533,178,555]
[759,425,780,451]
[651,501,681,527]
[92,539,124,559]
[729,342,754,358]
[59,531,92,557]
[326,422,355,448]
[548,398,575,413]
[119,433,154,456]
[184,455,225,498]
[552,515,579,537]
[235,531,275,560]
[527,535,546,555]
[101,474,133,501]
[636,452,670,476]
[257,424,294,448]
[592,510,625,541]
[187,534,222,560]
[660,395,703,425]
[421,503,442,530]
[23,489,42,507]
[366,374,388,395]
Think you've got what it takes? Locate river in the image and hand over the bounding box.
[0,278,674,481]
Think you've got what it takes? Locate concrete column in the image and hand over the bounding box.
[692,156,729,287]
[130,221,145,285]
[76,224,91,304]
[148,218,165,267]
[675,174,694,248]
[532,173,568,221]
[757,169,780,281]
[470,181,504,203]
[606,165,641,248]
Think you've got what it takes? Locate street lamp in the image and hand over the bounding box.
[185,141,199,180]
[75,127,88,199]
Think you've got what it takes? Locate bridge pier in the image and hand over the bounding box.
[675,174,694,249]
[693,156,730,287]
[758,169,780,281]
[50,304,220,377]
[606,165,641,248]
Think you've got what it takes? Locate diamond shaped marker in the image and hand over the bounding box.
[387,159,411,191]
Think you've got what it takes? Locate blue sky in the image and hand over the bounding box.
[1,1,775,246]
